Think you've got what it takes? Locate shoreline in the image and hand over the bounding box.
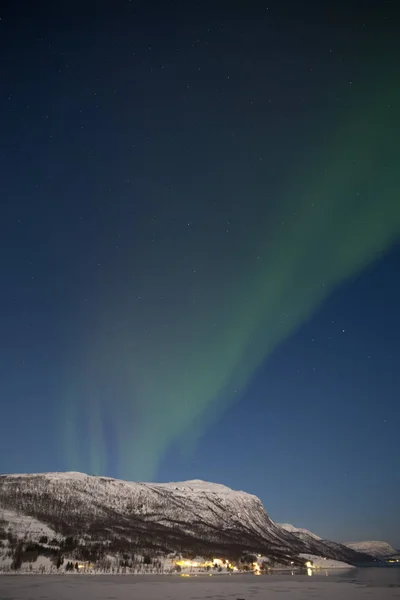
[0,566,365,577]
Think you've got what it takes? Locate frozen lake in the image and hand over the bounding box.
[0,569,399,599]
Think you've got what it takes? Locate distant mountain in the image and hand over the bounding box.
[345,541,397,558]
[0,472,373,569]
[274,521,376,563]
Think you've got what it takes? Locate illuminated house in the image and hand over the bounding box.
[175,558,235,570]
[77,561,93,570]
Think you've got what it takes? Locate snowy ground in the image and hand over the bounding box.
[0,509,58,541]
[299,553,355,569]
[0,574,398,599]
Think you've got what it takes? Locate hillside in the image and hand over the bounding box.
[345,541,397,558]
[277,523,322,541]
[0,472,373,571]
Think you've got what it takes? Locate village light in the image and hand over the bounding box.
[253,562,261,575]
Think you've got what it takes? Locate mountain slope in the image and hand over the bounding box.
[0,472,372,566]
[277,523,322,541]
[345,541,397,558]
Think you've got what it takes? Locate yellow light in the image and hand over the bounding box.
[253,562,261,575]
[213,558,223,566]
[305,561,313,568]
[176,559,199,567]
[307,568,313,577]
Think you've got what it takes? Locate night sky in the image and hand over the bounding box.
[1,1,399,546]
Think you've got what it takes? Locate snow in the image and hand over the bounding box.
[156,479,251,495]
[299,553,354,569]
[0,472,377,567]
[0,472,274,548]
[2,471,88,481]
[4,472,254,498]
[278,523,322,540]
[0,508,57,540]
[0,575,398,599]
[345,541,397,558]
[4,473,246,492]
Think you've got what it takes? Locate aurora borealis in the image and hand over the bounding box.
[61,70,399,481]
[1,0,399,544]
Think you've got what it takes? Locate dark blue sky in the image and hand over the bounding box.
[159,247,400,544]
[0,0,399,546]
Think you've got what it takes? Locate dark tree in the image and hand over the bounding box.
[11,543,24,570]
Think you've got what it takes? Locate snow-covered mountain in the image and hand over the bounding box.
[274,522,371,563]
[0,472,373,567]
[345,541,397,558]
[277,523,322,541]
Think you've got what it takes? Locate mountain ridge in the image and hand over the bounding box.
[277,523,322,541]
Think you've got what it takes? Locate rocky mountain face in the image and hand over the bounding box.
[0,472,373,566]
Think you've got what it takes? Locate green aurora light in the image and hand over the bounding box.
[63,74,399,480]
